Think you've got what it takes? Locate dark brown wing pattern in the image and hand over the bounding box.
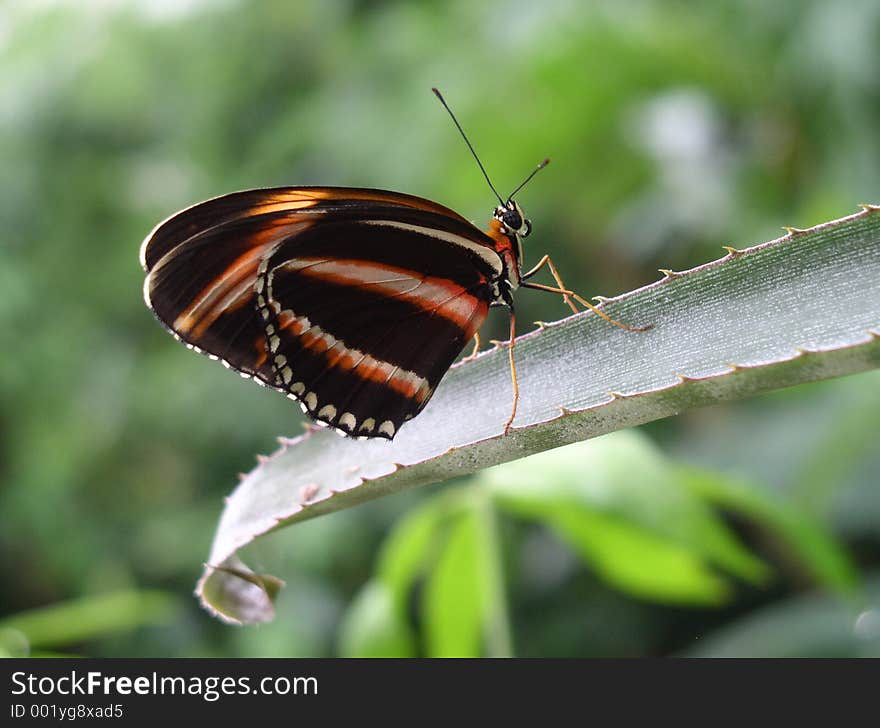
[140,187,503,439]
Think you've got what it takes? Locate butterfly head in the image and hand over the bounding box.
[495,200,532,239]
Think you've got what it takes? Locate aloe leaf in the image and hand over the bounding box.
[198,206,880,623]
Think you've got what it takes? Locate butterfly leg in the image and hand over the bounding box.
[461,331,482,363]
[521,254,577,314]
[521,255,651,332]
[502,309,519,435]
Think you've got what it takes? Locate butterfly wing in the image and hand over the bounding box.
[141,187,503,438]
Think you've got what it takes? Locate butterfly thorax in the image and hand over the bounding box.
[486,217,523,295]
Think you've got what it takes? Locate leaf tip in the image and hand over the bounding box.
[198,560,286,625]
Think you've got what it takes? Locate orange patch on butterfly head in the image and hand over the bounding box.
[485,219,521,289]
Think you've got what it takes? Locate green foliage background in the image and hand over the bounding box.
[1,0,878,656]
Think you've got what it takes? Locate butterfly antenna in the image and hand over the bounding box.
[432,87,504,206]
[507,158,550,202]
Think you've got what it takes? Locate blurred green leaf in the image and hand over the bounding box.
[423,510,487,658]
[0,628,30,658]
[542,508,730,605]
[339,498,449,657]
[341,430,862,652]
[376,497,450,611]
[681,468,859,595]
[0,590,178,650]
[338,581,414,658]
[485,431,770,588]
[345,490,513,657]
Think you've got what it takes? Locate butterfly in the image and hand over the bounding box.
[140,89,647,440]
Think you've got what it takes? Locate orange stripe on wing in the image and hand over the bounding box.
[276,258,487,329]
[245,190,327,215]
[172,220,313,338]
[272,309,434,405]
[276,309,303,334]
[173,245,266,336]
[254,338,268,369]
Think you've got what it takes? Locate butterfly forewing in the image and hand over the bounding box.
[141,187,503,439]
[139,187,471,270]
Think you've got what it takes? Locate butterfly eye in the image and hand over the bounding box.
[523,219,532,237]
[502,209,523,232]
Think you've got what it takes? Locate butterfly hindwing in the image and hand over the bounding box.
[259,220,493,437]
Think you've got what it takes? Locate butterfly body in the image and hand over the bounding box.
[141,186,528,439]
